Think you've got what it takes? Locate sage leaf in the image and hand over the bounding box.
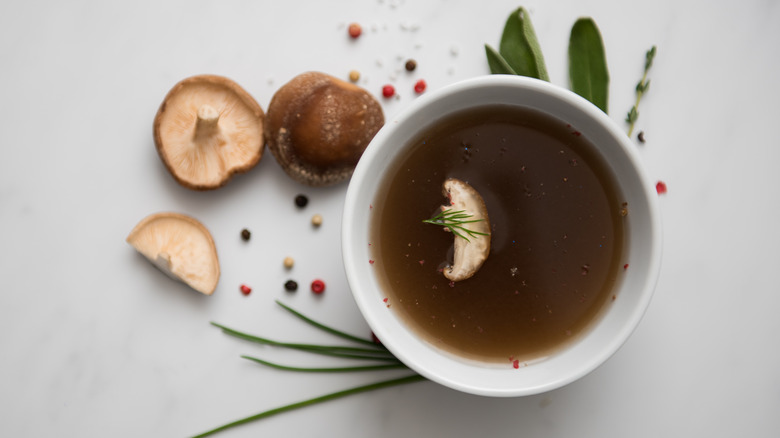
[485,44,517,75]
[497,7,549,80]
[568,17,609,113]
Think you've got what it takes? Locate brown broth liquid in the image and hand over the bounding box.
[371,105,624,363]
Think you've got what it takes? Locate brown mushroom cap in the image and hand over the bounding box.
[265,72,384,186]
[153,75,265,190]
[126,212,220,295]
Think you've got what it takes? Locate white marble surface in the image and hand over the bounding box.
[1,0,778,436]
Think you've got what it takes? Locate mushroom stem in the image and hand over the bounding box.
[194,104,221,139]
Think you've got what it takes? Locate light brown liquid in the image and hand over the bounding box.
[371,106,625,362]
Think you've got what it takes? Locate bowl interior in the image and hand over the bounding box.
[342,75,661,397]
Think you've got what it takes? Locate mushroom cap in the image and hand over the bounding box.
[126,212,220,295]
[153,75,265,190]
[265,71,384,186]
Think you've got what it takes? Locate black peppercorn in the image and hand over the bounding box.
[284,280,298,291]
[294,194,309,208]
[405,59,417,71]
[637,131,646,143]
[240,229,251,241]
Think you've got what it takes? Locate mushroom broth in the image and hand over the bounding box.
[370,105,625,363]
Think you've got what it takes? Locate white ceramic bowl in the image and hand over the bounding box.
[342,75,662,397]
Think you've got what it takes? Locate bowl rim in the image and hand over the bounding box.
[342,75,662,397]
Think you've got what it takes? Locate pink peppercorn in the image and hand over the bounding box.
[382,84,395,98]
[240,284,252,295]
[656,181,667,195]
[348,23,362,38]
[414,79,427,94]
[311,279,326,294]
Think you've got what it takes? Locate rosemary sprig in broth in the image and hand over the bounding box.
[422,209,488,242]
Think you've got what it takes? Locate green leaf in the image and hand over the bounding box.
[568,17,610,113]
[497,7,549,80]
[485,44,517,75]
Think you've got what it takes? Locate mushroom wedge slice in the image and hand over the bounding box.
[154,75,265,190]
[437,178,491,282]
[126,212,220,295]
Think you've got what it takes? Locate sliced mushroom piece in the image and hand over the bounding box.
[441,178,491,282]
[265,71,384,186]
[126,212,220,295]
[153,75,265,190]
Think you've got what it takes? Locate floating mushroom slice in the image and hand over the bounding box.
[441,178,491,282]
[153,75,265,190]
[126,212,220,295]
[265,71,384,186]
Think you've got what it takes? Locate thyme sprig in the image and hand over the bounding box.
[627,45,657,137]
[422,208,488,242]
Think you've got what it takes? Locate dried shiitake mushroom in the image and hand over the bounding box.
[153,75,264,190]
[440,178,491,282]
[126,212,220,295]
[265,71,384,186]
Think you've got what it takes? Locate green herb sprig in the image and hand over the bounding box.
[422,209,488,242]
[193,300,423,437]
[626,45,657,137]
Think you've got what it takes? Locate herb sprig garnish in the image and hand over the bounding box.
[194,300,423,437]
[626,45,657,137]
[422,209,488,242]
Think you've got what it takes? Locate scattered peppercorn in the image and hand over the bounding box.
[311,214,323,227]
[283,256,295,269]
[284,280,298,292]
[382,84,395,98]
[295,194,309,208]
[637,131,646,143]
[414,79,427,94]
[348,23,362,39]
[311,279,326,294]
[240,284,252,295]
[240,229,251,241]
[348,70,360,83]
[405,59,417,71]
[656,181,667,195]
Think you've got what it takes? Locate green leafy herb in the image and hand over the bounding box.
[192,374,425,438]
[568,17,610,113]
[195,301,423,437]
[485,44,517,75]
[422,209,488,242]
[486,7,548,80]
[626,45,656,137]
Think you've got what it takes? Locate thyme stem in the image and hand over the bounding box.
[627,45,656,137]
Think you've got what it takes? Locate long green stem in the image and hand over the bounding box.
[211,322,399,362]
[191,374,425,438]
[275,300,383,348]
[241,355,408,373]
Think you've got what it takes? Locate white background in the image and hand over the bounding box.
[1,0,778,437]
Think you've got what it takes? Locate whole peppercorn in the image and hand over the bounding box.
[295,194,309,208]
[283,256,295,269]
[240,284,252,295]
[414,79,427,94]
[240,229,251,241]
[348,23,362,39]
[382,84,395,98]
[311,279,326,294]
[311,214,323,227]
[405,59,417,71]
[348,70,360,83]
[284,280,298,292]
